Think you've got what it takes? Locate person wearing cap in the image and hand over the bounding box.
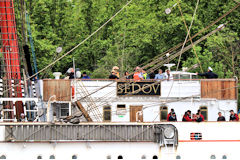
[112,66,120,78]
[109,70,119,79]
[196,67,218,79]
[229,110,239,121]
[19,113,27,122]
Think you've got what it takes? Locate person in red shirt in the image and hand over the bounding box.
[229,110,239,121]
[133,66,143,81]
[182,110,192,122]
[198,109,205,121]
[167,108,174,121]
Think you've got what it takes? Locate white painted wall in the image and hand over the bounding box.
[75,80,237,122]
[0,122,240,160]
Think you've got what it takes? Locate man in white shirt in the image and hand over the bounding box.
[165,69,173,80]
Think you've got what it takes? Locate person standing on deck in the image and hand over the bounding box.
[196,67,218,79]
[198,109,204,121]
[112,66,120,78]
[165,69,173,81]
[142,70,149,79]
[217,112,226,121]
[229,110,239,121]
[133,66,143,81]
[169,112,177,121]
[154,69,165,80]
[167,108,174,121]
[82,72,90,79]
[124,71,132,79]
[109,70,119,79]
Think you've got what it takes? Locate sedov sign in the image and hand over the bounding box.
[117,81,161,96]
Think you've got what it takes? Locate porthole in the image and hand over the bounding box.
[0,155,6,159]
[176,155,181,159]
[141,155,146,159]
[37,155,42,159]
[106,155,111,159]
[222,155,227,159]
[210,155,216,159]
[50,155,55,159]
[72,155,77,159]
[153,155,158,159]
[118,155,123,159]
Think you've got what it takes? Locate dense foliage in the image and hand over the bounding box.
[14,0,239,79]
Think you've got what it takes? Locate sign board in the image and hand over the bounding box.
[117,81,161,96]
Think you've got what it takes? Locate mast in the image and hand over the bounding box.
[0,0,24,120]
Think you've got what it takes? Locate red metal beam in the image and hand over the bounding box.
[0,0,23,119]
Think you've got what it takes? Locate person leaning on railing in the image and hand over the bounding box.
[196,67,218,79]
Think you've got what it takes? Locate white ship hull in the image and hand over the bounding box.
[0,122,239,160]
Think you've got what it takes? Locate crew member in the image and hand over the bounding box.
[196,67,218,79]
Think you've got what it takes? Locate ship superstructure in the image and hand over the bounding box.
[0,1,239,160]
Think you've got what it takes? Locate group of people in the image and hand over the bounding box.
[65,68,90,79]
[108,66,218,80]
[108,66,174,80]
[166,109,239,122]
[216,110,239,121]
[182,109,205,122]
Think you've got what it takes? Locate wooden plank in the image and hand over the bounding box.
[223,81,230,100]
[229,81,236,100]
[75,101,92,122]
[216,81,222,99]
[43,80,71,101]
[130,106,135,122]
[201,81,206,98]
[207,81,213,98]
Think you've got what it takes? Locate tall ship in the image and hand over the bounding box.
[0,0,239,160]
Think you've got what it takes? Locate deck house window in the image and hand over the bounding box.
[160,106,168,121]
[116,104,126,115]
[60,103,69,117]
[103,106,111,122]
[200,106,208,121]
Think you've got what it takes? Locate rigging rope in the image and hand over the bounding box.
[176,0,200,71]
[176,0,203,73]
[139,3,240,71]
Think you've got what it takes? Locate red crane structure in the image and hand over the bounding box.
[0,0,24,120]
